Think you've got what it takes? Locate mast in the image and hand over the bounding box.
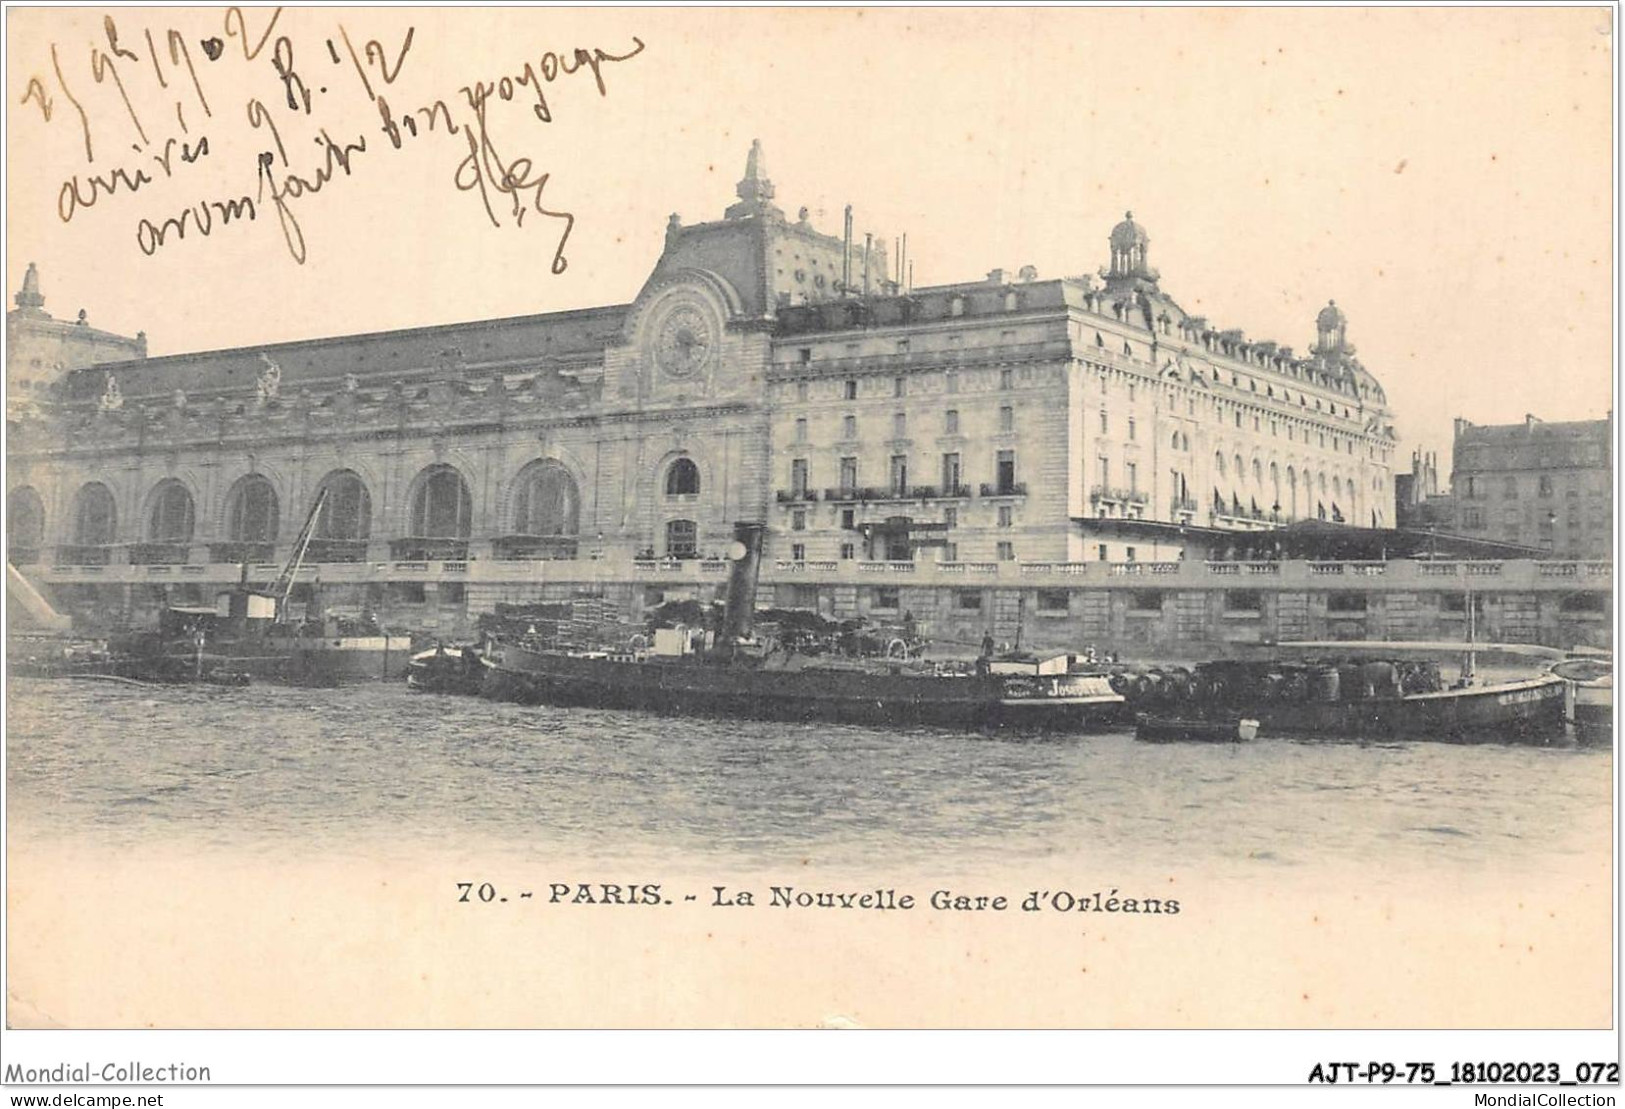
[273,487,328,621]
[1463,579,1477,687]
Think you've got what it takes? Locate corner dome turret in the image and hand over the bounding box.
[1109,211,1149,251]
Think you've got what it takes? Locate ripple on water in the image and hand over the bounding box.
[4,679,1614,873]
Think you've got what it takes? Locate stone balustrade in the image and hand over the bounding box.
[33,555,1611,594]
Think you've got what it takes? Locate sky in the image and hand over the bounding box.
[5,6,1615,470]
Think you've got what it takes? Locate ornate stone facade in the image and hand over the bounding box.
[9,146,1607,649]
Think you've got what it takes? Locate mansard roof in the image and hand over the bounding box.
[57,304,628,404]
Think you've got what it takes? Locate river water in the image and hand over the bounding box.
[5,678,1612,880]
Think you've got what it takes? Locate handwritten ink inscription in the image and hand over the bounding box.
[18,8,647,269]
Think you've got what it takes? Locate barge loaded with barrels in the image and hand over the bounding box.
[482,522,1125,729]
[1128,649,1567,743]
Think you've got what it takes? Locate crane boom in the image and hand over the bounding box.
[273,487,328,618]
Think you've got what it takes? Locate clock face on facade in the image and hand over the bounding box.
[653,303,715,379]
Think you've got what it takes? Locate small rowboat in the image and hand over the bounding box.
[1135,713,1260,743]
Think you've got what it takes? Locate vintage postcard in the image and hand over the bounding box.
[2,3,1615,1084]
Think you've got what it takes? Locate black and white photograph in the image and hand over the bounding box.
[1,3,1616,1094]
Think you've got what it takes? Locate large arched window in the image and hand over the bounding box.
[665,518,698,558]
[226,475,279,544]
[665,458,700,497]
[313,470,372,542]
[8,487,45,562]
[210,474,280,563]
[137,479,194,564]
[409,465,472,538]
[497,459,581,560]
[147,481,195,543]
[513,460,580,536]
[399,464,471,560]
[307,470,371,562]
[72,483,117,547]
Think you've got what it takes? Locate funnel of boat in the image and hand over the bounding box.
[721,522,766,644]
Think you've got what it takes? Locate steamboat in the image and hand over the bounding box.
[483,522,1125,729]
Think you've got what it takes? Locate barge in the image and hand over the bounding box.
[484,522,1124,730]
[1154,656,1566,743]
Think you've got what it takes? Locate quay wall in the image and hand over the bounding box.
[26,556,1613,657]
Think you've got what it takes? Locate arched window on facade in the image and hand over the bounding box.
[8,486,45,563]
[665,458,700,497]
[310,470,372,562]
[72,482,118,555]
[148,482,193,542]
[1286,467,1298,519]
[1214,452,1226,478]
[665,518,698,559]
[501,460,581,560]
[141,480,195,564]
[218,475,279,562]
[400,464,471,559]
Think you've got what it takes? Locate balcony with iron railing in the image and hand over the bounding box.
[305,538,370,564]
[981,482,1028,498]
[53,544,118,567]
[389,537,471,561]
[207,541,276,564]
[1089,486,1146,506]
[128,542,192,565]
[491,535,579,561]
[775,489,821,504]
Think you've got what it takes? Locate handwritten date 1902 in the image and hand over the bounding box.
[24,8,646,269]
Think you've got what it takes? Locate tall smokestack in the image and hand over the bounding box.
[863,233,872,295]
[842,205,853,294]
[721,521,765,644]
